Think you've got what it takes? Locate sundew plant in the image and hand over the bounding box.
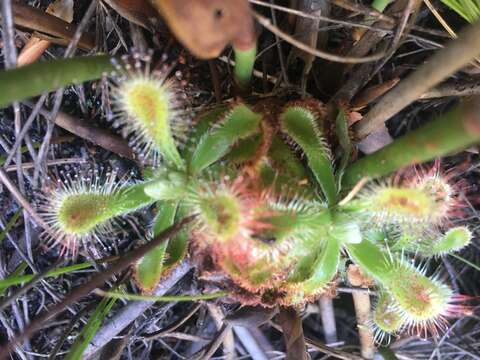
[34,52,478,343]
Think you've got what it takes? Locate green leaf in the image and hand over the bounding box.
[135,201,177,291]
[65,296,116,360]
[117,75,185,167]
[56,182,154,237]
[334,108,352,189]
[347,240,452,325]
[163,202,191,270]
[441,0,480,22]
[0,262,28,297]
[189,103,261,174]
[233,45,256,89]
[183,106,227,161]
[429,226,472,256]
[280,106,337,205]
[299,236,340,297]
[143,170,188,201]
[226,134,262,163]
[163,229,189,269]
[371,0,393,12]
[0,209,22,245]
[330,216,362,244]
[268,135,308,181]
[346,239,392,283]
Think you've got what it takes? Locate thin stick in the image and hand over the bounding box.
[305,336,364,360]
[1,5,34,355]
[337,286,376,295]
[269,0,288,85]
[1,0,18,69]
[33,0,97,186]
[354,20,480,139]
[329,0,395,22]
[278,307,308,360]
[0,258,63,312]
[252,11,386,64]
[34,106,135,160]
[369,0,421,79]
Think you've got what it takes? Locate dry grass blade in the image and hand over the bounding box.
[34,106,135,161]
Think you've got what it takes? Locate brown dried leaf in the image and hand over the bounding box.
[149,0,255,59]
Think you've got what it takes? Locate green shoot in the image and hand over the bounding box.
[234,45,257,89]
